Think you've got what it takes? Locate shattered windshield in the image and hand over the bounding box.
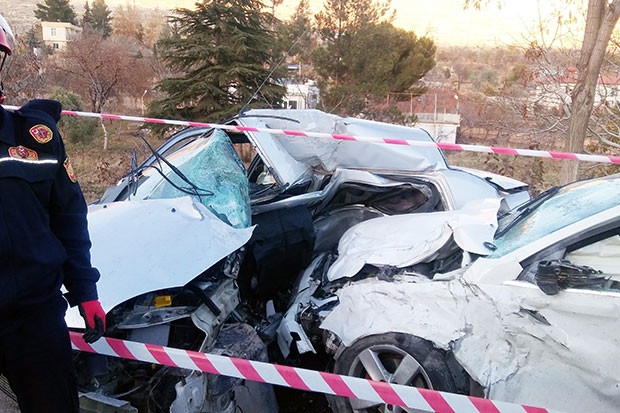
[129,129,251,229]
[490,175,620,258]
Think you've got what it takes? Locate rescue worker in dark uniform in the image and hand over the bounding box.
[0,14,106,413]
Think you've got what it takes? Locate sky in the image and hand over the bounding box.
[104,0,563,47]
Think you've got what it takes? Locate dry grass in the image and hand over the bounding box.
[65,120,167,203]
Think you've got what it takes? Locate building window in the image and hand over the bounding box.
[53,43,59,49]
[51,27,57,36]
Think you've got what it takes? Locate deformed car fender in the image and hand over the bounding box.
[320,266,620,412]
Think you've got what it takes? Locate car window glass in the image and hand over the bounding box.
[130,129,251,229]
[491,176,620,258]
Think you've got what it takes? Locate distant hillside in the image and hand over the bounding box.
[3,0,176,37]
[4,0,38,34]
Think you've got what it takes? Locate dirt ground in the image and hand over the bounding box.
[0,375,332,413]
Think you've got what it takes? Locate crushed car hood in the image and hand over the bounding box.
[65,197,254,328]
[326,198,501,281]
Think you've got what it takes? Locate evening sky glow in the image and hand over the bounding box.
[103,0,567,46]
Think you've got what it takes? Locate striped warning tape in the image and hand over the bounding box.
[69,332,554,413]
[3,104,619,165]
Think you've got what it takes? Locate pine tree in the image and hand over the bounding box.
[279,0,314,66]
[151,0,286,121]
[34,0,78,24]
[91,0,113,38]
[82,2,94,27]
[83,1,112,38]
[311,0,435,116]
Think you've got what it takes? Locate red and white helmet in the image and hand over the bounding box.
[0,14,14,56]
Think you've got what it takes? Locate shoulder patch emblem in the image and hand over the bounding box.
[29,124,53,144]
[64,157,77,183]
[8,146,38,160]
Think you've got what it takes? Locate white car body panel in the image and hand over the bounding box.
[320,274,620,412]
[244,129,310,187]
[440,168,530,210]
[240,109,447,176]
[65,197,254,328]
[319,199,620,412]
[326,198,501,281]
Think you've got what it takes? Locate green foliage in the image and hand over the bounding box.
[277,0,314,66]
[150,0,286,122]
[502,63,528,89]
[50,87,101,145]
[83,0,113,38]
[483,84,499,96]
[34,0,77,25]
[312,1,435,116]
[314,0,393,41]
[82,2,93,26]
[313,0,394,92]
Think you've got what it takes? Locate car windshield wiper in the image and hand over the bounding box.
[129,133,214,199]
[128,148,139,196]
[234,113,302,124]
[495,186,560,238]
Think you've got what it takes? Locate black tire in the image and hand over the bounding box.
[329,332,469,413]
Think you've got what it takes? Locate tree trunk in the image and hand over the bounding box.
[100,117,108,150]
[560,0,620,184]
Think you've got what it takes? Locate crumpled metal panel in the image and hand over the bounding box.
[240,109,447,175]
[326,198,501,280]
[65,197,254,328]
[320,271,620,412]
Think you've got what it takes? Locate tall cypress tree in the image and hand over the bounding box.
[83,1,112,38]
[82,2,94,27]
[151,0,286,121]
[91,0,113,38]
[34,0,78,24]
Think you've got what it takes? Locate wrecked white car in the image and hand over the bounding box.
[65,109,530,412]
[280,174,620,412]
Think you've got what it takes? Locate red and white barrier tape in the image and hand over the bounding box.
[70,332,551,413]
[3,104,619,165]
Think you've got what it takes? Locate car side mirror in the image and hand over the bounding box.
[535,259,607,295]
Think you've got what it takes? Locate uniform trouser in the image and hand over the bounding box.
[0,295,79,413]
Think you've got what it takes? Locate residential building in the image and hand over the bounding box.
[40,21,82,51]
[534,66,620,112]
[282,80,320,110]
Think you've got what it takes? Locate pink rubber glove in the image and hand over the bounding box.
[78,299,106,343]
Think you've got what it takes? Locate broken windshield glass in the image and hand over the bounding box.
[490,175,620,258]
[129,129,251,229]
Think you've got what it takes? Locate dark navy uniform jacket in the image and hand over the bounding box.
[0,99,100,317]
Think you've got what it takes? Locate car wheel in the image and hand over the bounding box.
[329,333,468,413]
